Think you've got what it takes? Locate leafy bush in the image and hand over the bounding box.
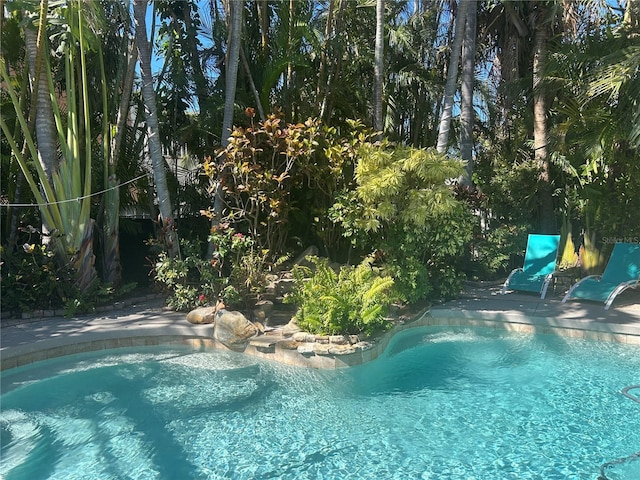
[152,227,279,312]
[0,243,74,314]
[284,256,396,336]
[202,114,322,257]
[152,239,226,311]
[330,142,474,303]
[467,224,530,279]
[0,235,136,316]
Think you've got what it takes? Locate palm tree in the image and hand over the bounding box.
[133,0,179,258]
[459,0,476,185]
[97,2,138,287]
[532,2,555,233]
[1,0,102,292]
[436,0,470,154]
[207,0,243,256]
[221,0,243,148]
[23,4,58,232]
[374,0,384,133]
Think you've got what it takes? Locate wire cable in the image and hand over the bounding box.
[1,174,149,208]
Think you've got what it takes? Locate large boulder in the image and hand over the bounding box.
[214,310,259,351]
[186,306,218,324]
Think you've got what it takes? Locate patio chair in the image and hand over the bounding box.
[562,242,640,310]
[501,234,561,299]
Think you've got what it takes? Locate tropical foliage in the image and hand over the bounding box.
[285,256,395,336]
[2,0,639,318]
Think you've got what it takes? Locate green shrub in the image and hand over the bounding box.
[468,224,530,279]
[284,256,396,336]
[0,243,74,314]
[329,142,474,304]
[152,228,278,312]
[0,238,135,317]
[153,239,226,311]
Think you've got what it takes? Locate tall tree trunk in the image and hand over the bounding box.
[240,47,266,121]
[436,0,470,153]
[624,0,639,28]
[101,40,138,287]
[316,0,336,111]
[374,0,384,133]
[209,0,243,257]
[459,0,476,185]
[221,0,243,148]
[319,0,345,123]
[258,0,269,55]
[24,16,58,240]
[284,0,295,122]
[532,7,555,233]
[133,0,179,258]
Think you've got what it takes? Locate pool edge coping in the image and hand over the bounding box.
[2,307,639,371]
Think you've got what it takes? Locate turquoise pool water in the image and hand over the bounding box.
[1,326,639,479]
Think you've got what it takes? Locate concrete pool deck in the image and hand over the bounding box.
[1,284,639,371]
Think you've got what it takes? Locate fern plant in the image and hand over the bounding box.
[284,256,396,336]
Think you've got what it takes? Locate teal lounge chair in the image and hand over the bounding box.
[501,234,560,299]
[562,242,640,310]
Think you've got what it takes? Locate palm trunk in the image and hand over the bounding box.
[319,0,345,123]
[209,0,243,257]
[221,0,243,148]
[316,0,335,110]
[284,0,295,122]
[24,16,58,240]
[240,47,266,121]
[533,10,555,233]
[71,218,98,292]
[100,42,136,287]
[374,0,385,133]
[133,0,180,258]
[436,0,470,154]
[459,0,476,185]
[624,0,639,28]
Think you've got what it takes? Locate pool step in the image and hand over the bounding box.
[249,336,282,353]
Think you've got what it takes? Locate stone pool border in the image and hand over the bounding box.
[2,305,639,372]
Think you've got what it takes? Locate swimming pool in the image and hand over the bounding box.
[1,326,639,479]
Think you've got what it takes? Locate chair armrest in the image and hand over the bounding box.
[501,268,523,295]
[604,278,640,310]
[561,275,602,303]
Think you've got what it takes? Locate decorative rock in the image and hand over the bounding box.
[255,299,274,312]
[313,344,331,355]
[253,321,265,333]
[348,335,360,345]
[278,340,300,350]
[315,335,329,344]
[297,343,316,355]
[292,332,308,342]
[328,345,357,355]
[304,334,317,343]
[186,306,218,324]
[329,335,349,345]
[282,319,302,337]
[355,341,374,351]
[275,278,296,295]
[252,300,274,323]
[214,310,259,351]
